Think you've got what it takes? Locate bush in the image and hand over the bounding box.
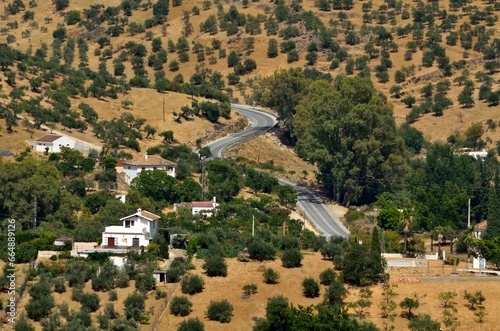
[324,281,348,305]
[302,277,320,298]
[281,249,303,268]
[170,296,192,316]
[80,292,100,312]
[155,289,167,300]
[263,268,280,284]
[26,296,54,321]
[166,267,181,283]
[53,277,66,293]
[124,292,145,320]
[181,274,204,295]
[206,299,233,323]
[319,268,337,286]
[108,289,118,301]
[104,302,118,319]
[247,238,276,261]
[242,284,258,295]
[178,317,204,331]
[202,256,227,277]
[116,271,130,288]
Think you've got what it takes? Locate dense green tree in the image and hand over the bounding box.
[131,169,179,202]
[485,173,500,239]
[294,76,408,205]
[302,277,320,298]
[207,160,241,201]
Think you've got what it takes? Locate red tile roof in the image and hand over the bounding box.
[123,154,176,167]
[35,134,63,142]
[475,220,488,231]
[191,201,216,208]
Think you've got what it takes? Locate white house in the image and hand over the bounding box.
[190,197,219,216]
[30,134,76,153]
[102,208,160,248]
[121,154,176,185]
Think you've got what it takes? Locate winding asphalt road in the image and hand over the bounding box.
[205,104,350,239]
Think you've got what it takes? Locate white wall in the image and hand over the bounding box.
[102,233,150,248]
[123,165,176,184]
[52,136,76,153]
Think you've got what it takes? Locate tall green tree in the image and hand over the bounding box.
[253,68,307,143]
[294,76,408,206]
[207,160,241,201]
[485,172,500,239]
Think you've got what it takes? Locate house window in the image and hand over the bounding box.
[128,166,130,169]
[152,222,155,229]
[125,220,134,228]
[132,238,140,247]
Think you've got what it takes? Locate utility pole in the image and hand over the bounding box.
[201,157,207,200]
[33,196,37,230]
[252,214,255,237]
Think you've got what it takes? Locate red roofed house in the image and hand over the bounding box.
[190,197,219,216]
[102,208,160,248]
[474,220,487,239]
[121,154,176,185]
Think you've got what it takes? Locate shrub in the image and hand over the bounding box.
[116,271,130,288]
[108,289,118,301]
[170,296,193,316]
[166,267,181,283]
[242,284,258,295]
[206,299,233,323]
[79,292,100,312]
[104,302,118,319]
[324,281,348,305]
[202,256,227,277]
[302,278,320,298]
[155,289,167,300]
[26,296,54,321]
[181,274,204,295]
[263,268,280,284]
[281,249,303,268]
[247,238,276,261]
[124,292,145,320]
[319,268,337,286]
[178,317,204,331]
[53,277,66,293]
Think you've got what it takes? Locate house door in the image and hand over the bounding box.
[132,238,140,247]
[108,237,115,248]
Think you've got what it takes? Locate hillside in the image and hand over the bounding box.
[0,0,499,155]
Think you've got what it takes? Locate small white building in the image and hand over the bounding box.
[30,134,76,153]
[190,197,219,216]
[121,154,176,185]
[102,208,160,248]
[53,236,74,247]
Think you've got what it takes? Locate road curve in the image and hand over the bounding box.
[205,104,349,239]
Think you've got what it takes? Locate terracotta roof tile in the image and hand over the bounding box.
[475,220,488,231]
[35,134,63,143]
[122,154,176,167]
[191,202,216,208]
[140,210,161,220]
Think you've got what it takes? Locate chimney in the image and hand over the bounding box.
[212,196,216,204]
[145,153,148,159]
[137,208,142,215]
